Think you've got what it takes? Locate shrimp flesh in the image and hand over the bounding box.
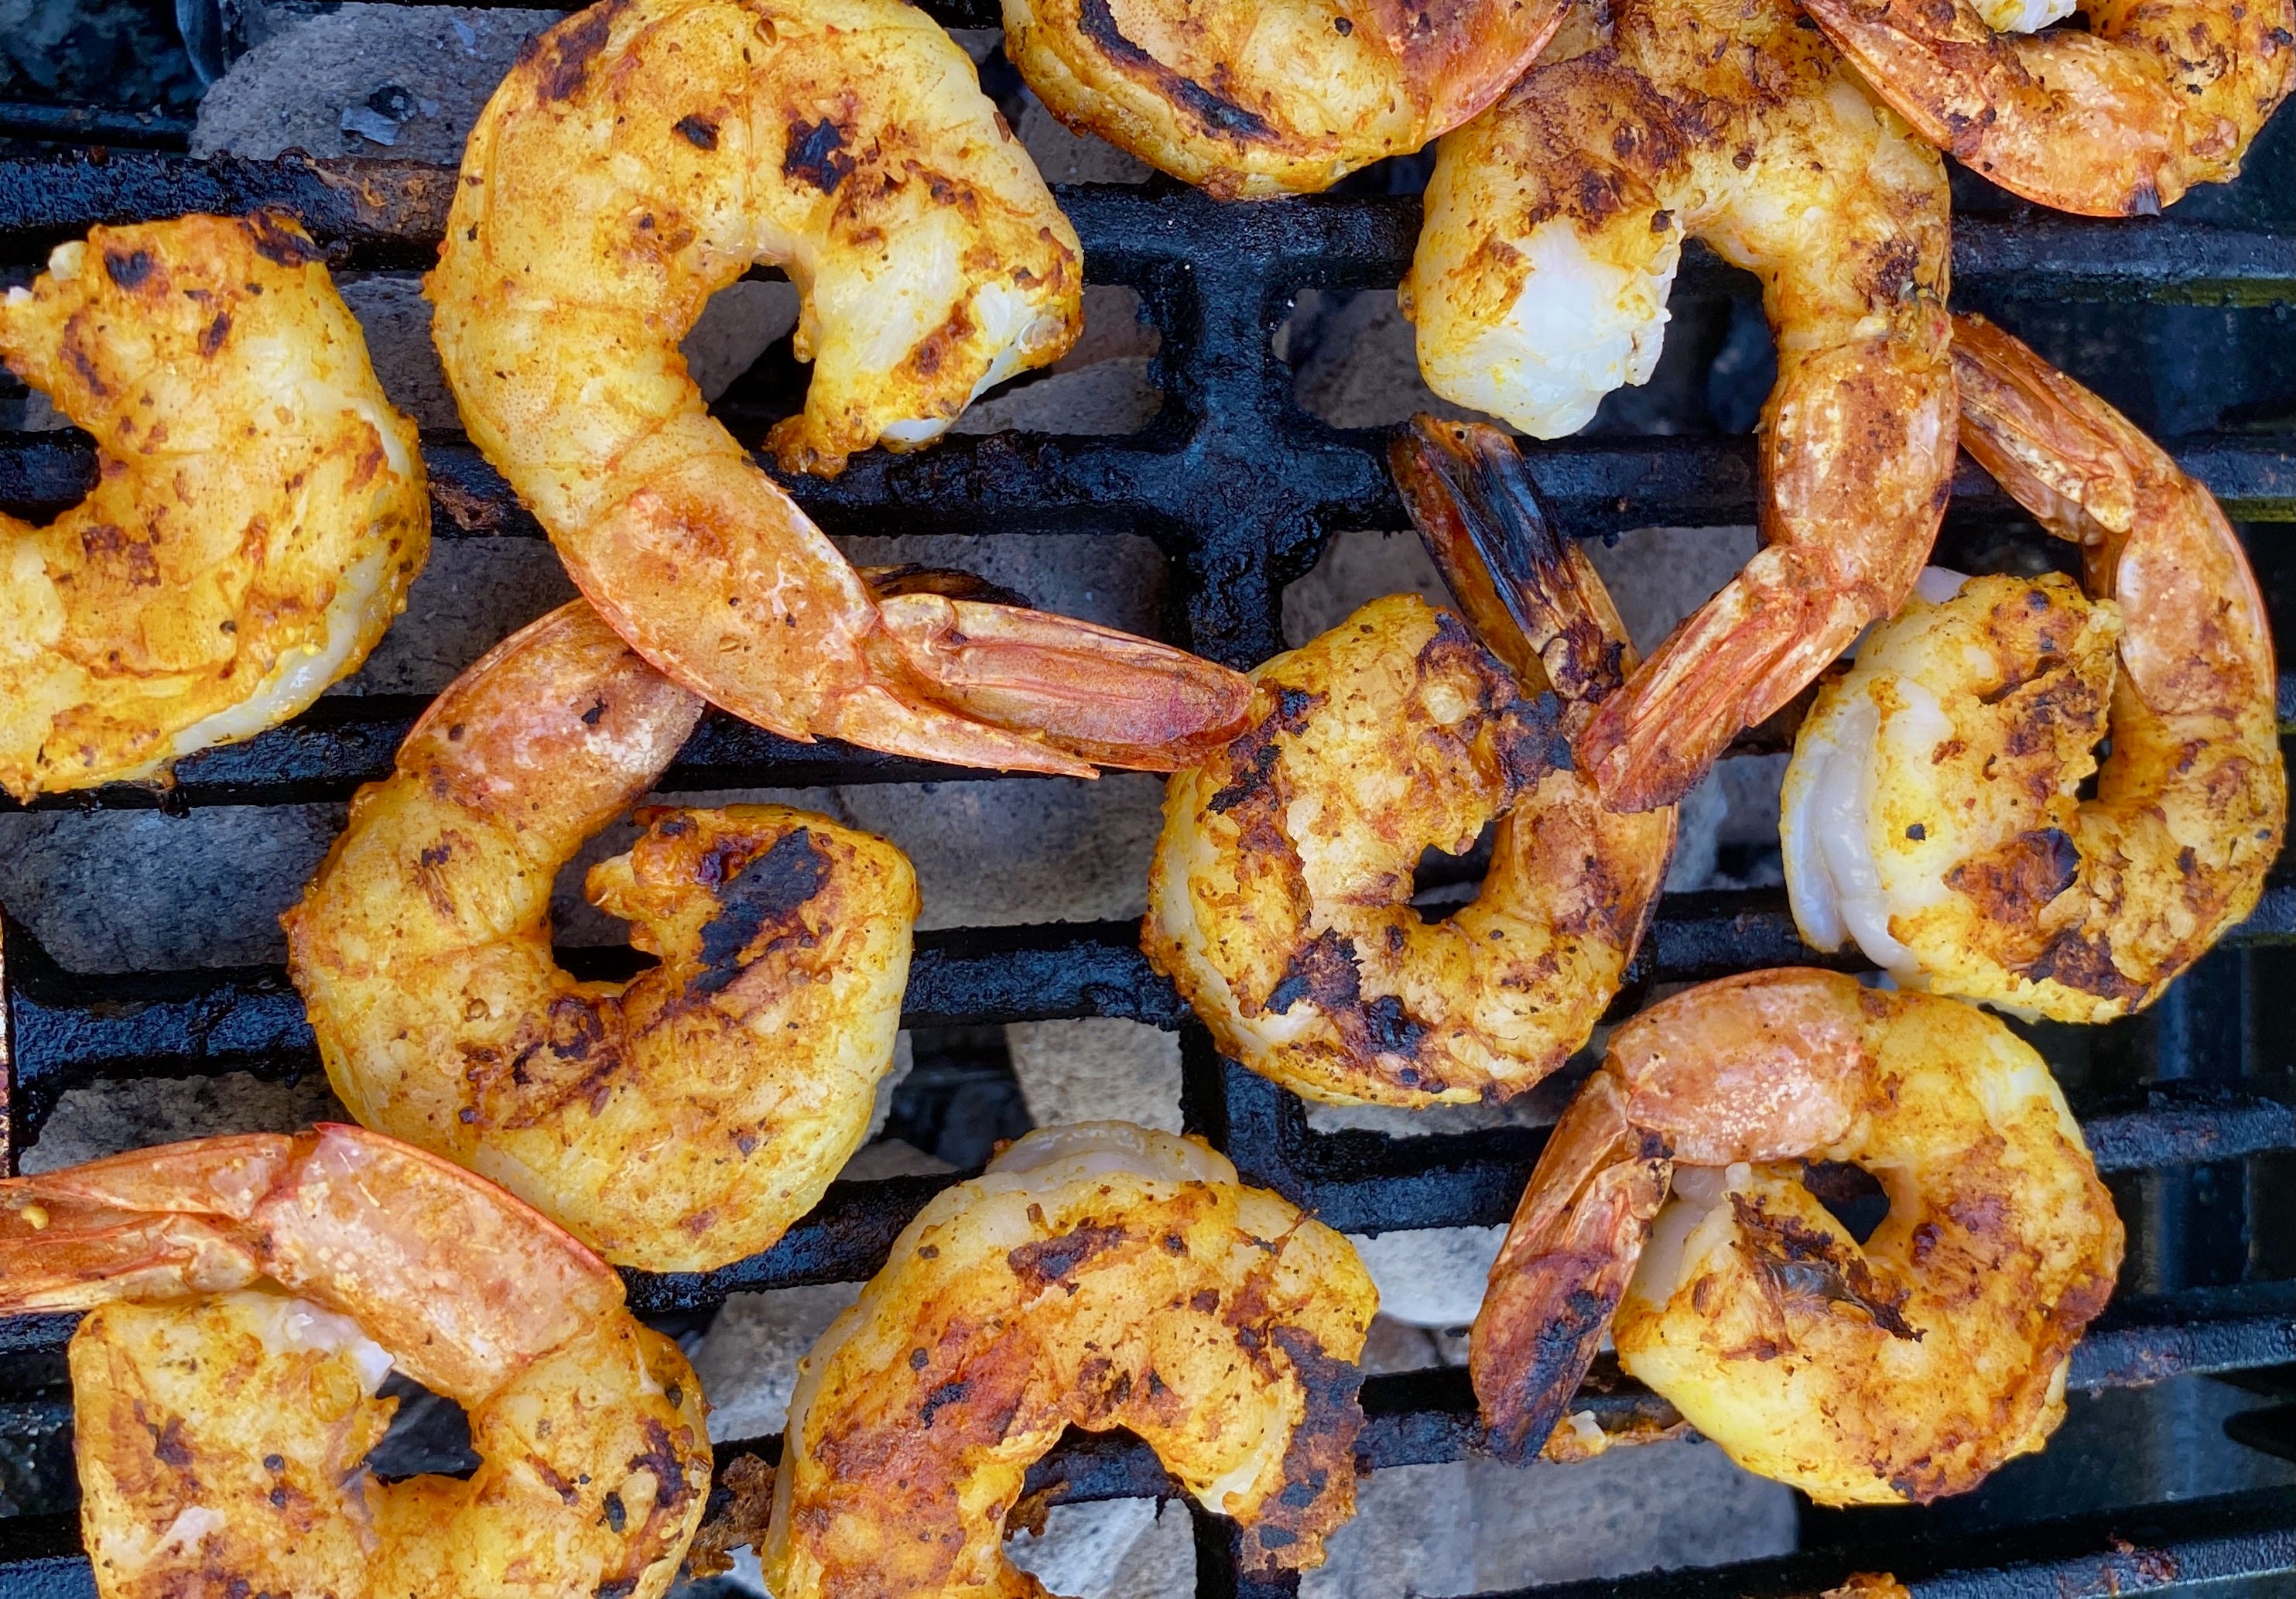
[1783,315,2285,1022]
[1799,0,2294,215]
[1402,0,1957,810]
[0,1124,713,1599]
[761,1122,1377,1596]
[1003,0,1569,197]
[284,600,919,1272]
[0,213,428,800]
[1145,417,1675,1105]
[429,0,1251,776]
[1472,969,2123,1504]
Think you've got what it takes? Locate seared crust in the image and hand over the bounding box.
[763,1126,1378,1597]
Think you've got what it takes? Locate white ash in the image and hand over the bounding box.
[1343,1227,1506,1330]
[1007,1019,1183,1135]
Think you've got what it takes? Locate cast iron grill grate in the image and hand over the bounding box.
[0,22,2291,1594]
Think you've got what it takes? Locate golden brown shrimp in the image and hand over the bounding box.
[1002,0,1568,197]
[0,212,428,800]
[1401,0,1956,811]
[1798,0,2294,215]
[284,600,918,1272]
[428,0,1250,777]
[1145,418,1674,1106]
[761,1123,1377,1597]
[1472,969,2123,1504]
[1782,316,2285,1023]
[0,1124,713,1599]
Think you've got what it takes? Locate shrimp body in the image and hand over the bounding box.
[0,214,428,800]
[1403,0,1956,810]
[0,1125,713,1599]
[1799,0,2294,215]
[429,0,1250,776]
[1783,316,2285,1022]
[1472,969,2123,1504]
[762,1123,1377,1597]
[1003,0,1567,197]
[285,601,919,1272]
[1145,419,1672,1105]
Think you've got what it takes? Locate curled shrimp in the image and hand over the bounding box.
[284,599,919,1272]
[0,1124,713,1599]
[1002,0,1568,197]
[1471,969,2124,1504]
[0,213,428,800]
[761,1122,1378,1596]
[1783,316,2286,1022]
[1144,416,1674,1106]
[1799,0,2294,215]
[1401,0,1956,810]
[428,0,1250,776]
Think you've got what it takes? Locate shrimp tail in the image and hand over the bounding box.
[1576,334,1955,811]
[866,595,1255,773]
[1949,313,2152,548]
[0,1126,622,1396]
[1470,1071,1672,1462]
[1389,415,1640,707]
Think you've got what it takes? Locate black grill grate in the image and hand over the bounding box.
[0,59,2292,1599]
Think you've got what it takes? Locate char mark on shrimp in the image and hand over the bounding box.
[1208,687,1323,813]
[1074,0,1281,142]
[1008,1221,1130,1289]
[2023,929,2145,1002]
[687,828,832,998]
[530,0,630,101]
[246,210,325,267]
[1239,1327,1366,1574]
[1265,929,1364,1015]
[1731,1193,1919,1340]
[782,118,856,193]
[1944,827,2082,925]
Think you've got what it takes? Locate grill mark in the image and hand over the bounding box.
[1730,1193,1918,1340]
[532,0,628,101]
[1008,1221,1128,1289]
[688,828,830,998]
[1264,928,1362,1015]
[783,118,856,193]
[1075,0,1279,143]
[675,114,720,150]
[246,210,323,266]
[103,248,153,289]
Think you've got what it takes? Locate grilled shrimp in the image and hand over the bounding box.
[1783,316,2285,1023]
[1145,418,1674,1106]
[1003,0,1568,197]
[0,1124,713,1599]
[1401,0,1956,810]
[428,0,1250,777]
[0,213,427,800]
[1472,969,2123,1504]
[284,600,918,1272]
[1799,0,2294,215]
[761,1122,1377,1596]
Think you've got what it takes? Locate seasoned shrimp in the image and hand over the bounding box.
[1145,418,1674,1105]
[1401,0,1956,810]
[762,1123,1377,1597]
[429,0,1250,776]
[1783,316,2285,1022]
[1003,0,1568,197]
[1472,970,2123,1504]
[0,212,427,800]
[284,600,918,1272]
[0,1125,713,1599]
[1799,0,2294,215]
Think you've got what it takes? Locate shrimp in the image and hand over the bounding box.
[427,0,1251,778]
[1798,0,2294,215]
[1144,417,1675,1106]
[1001,0,1569,197]
[1471,969,2124,1504]
[1782,316,2285,1023]
[1401,0,1957,810]
[283,600,919,1272]
[0,1124,713,1599]
[761,1123,1377,1597]
[0,212,428,801]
